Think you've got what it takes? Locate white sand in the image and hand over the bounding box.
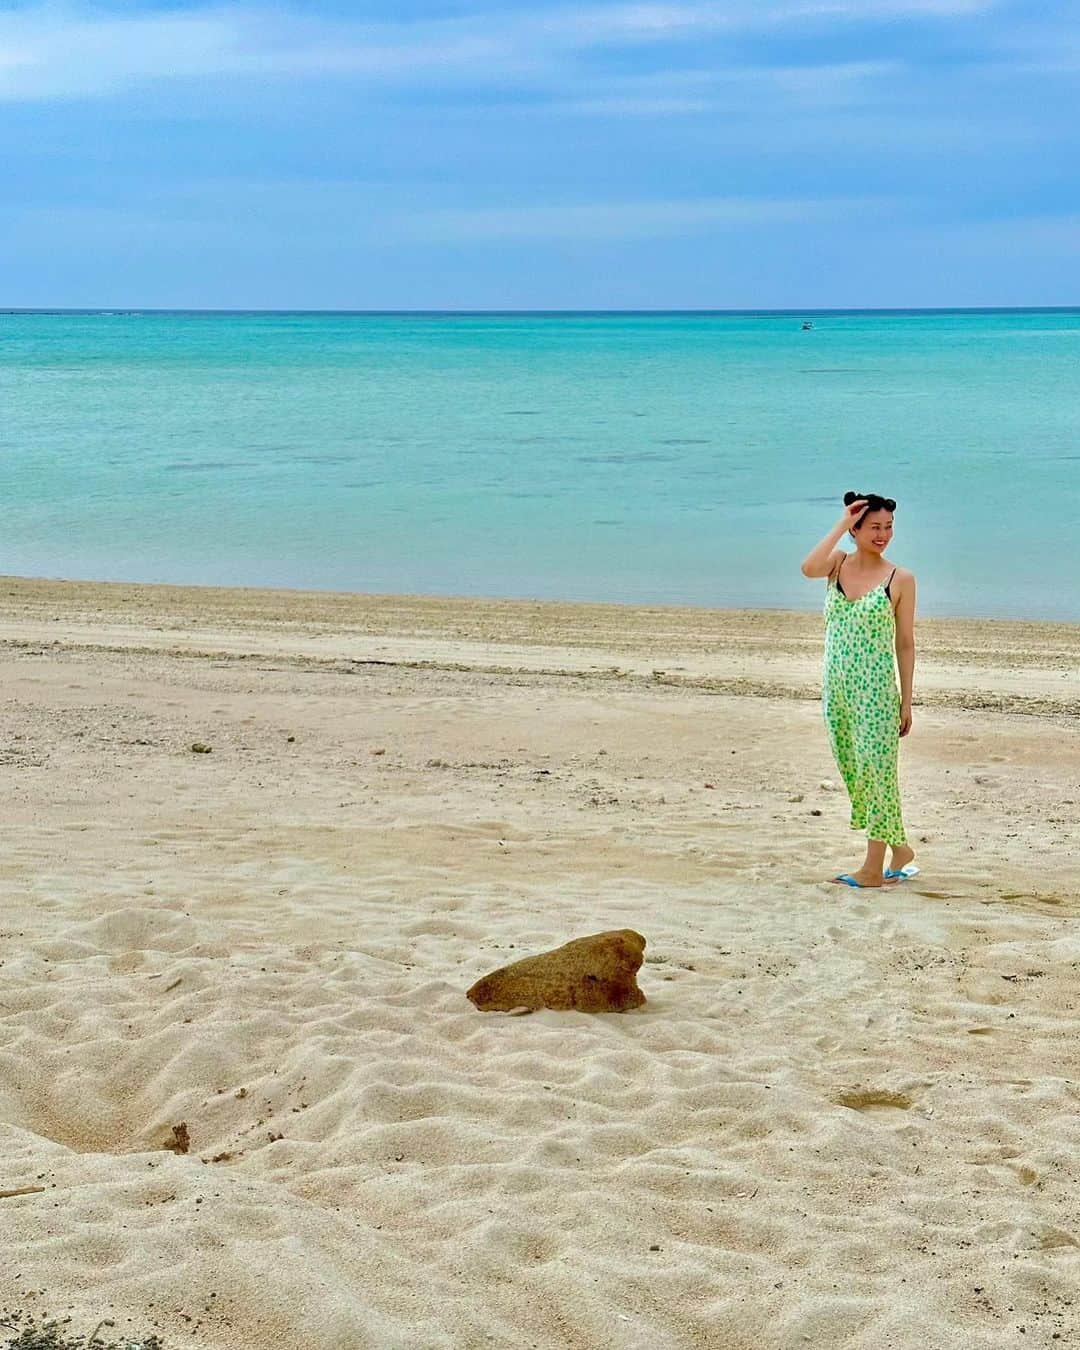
[1,577,1078,1349]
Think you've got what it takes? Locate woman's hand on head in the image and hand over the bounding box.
[841,498,868,526]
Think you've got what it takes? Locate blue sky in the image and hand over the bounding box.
[2,0,1079,307]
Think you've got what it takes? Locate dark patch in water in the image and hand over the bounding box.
[799,368,869,373]
[577,451,678,464]
[506,410,542,415]
[293,454,353,464]
[657,438,710,445]
[593,519,623,525]
[165,460,247,471]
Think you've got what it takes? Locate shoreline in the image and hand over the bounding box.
[3,573,1078,721]
[4,570,1077,629]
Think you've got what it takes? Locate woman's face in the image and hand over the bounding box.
[851,508,894,553]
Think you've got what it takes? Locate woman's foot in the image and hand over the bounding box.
[889,844,916,872]
[828,869,898,888]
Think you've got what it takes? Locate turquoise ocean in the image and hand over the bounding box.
[3,309,1079,621]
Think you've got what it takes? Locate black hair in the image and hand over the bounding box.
[843,490,896,527]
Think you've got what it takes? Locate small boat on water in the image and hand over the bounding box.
[802,320,814,331]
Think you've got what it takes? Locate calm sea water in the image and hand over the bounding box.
[3,310,1079,620]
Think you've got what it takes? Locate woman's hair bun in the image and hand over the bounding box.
[843,490,897,513]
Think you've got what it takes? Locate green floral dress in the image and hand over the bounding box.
[822,559,907,846]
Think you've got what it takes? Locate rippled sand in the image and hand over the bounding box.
[1,576,1077,1349]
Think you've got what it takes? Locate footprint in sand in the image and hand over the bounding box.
[834,1088,914,1117]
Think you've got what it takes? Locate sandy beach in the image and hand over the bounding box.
[1,574,1078,1349]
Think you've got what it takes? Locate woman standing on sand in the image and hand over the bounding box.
[800,492,919,889]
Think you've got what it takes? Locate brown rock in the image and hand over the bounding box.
[466,929,647,1013]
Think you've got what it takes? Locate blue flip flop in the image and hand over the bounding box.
[884,864,921,881]
[829,873,898,888]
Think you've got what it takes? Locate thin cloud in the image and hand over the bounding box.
[400,195,891,241]
[0,8,516,101]
[518,1,996,43]
[929,213,1080,254]
[776,0,993,14]
[548,59,902,115]
[0,1,1000,101]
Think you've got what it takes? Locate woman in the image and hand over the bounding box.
[800,492,918,888]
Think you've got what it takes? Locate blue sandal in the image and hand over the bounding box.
[883,864,920,881]
[830,873,898,888]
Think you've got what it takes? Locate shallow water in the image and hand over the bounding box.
[3,308,1078,619]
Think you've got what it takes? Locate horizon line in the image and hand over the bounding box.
[4,306,1080,316]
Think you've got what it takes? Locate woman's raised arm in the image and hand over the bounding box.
[800,498,866,577]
